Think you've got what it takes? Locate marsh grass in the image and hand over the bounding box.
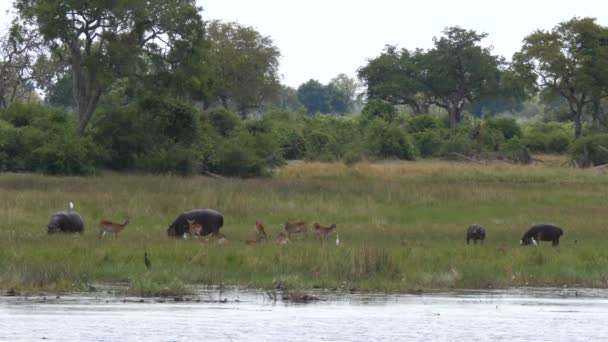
[2,159,608,295]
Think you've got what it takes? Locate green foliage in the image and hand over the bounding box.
[201,108,241,137]
[522,121,573,153]
[364,119,418,160]
[570,134,608,166]
[361,100,398,123]
[135,144,199,176]
[212,128,283,177]
[499,138,532,164]
[304,130,341,161]
[413,131,442,157]
[485,117,522,140]
[407,115,442,133]
[0,103,102,174]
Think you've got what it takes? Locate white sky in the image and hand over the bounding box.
[2,0,607,88]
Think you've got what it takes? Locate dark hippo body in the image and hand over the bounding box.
[47,210,84,234]
[167,209,224,237]
[521,224,563,246]
[466,224,486,244]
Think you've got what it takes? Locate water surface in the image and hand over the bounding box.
[1,287,607,341]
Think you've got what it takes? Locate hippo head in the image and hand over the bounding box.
[167,224,176,236]
[47,224,60,234]
[520,237,537,246]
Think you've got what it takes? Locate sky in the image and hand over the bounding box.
[2,0,607,88]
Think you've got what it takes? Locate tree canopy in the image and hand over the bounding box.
[512,17,608,138]
[14,0,206,133]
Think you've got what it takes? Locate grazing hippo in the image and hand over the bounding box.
[47,210,84,234]
[167,209,224,237]
[520,224,563,246]
[466,224,486,244]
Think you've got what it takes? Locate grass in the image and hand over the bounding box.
[2,158,608,296]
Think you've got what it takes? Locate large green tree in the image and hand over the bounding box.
[297,79,330,115]
[419,27,503,128]
[205,20,281,118]
[513,17,608,138]
[14,0,205,134]
[358,45,429,114]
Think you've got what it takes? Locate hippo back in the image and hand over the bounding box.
[168,208,224,237]
[47,210,84,234]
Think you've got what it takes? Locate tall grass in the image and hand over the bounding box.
[1,159,608,295]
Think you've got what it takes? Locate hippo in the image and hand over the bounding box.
[47,210,84,234]
[167,209,224,237]
[520,224,563,246]
[466,224,486,244]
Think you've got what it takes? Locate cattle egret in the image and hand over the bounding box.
[336,234,340,246]
[69,201,74,210]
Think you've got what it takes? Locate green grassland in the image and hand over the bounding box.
[2,158,608,296]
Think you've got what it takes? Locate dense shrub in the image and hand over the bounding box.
[135,143,199,176]
[0,103,103,175]
[499,138,532,164]
[304,129,341,161]
[485,117,522,140]
[521,121,572,153]
[364,119,418,160]
[570,134,608,167]
[361,99,398,123]
[412,131,442,157]
[407,115,441,133]
[201,108,241,137]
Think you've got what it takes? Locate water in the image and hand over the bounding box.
[1,287,608,341]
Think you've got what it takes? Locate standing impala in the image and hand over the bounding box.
[283,221,308,239]
[98,217,130,239]
[313,223,337,241]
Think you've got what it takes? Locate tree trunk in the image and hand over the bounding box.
[447,104,461,129]
[69,40,102,135]
[574,110,582,139]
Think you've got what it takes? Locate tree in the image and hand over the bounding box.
[297,79,330,114]
[205,20,281,118]
[419,27,503,128]
[512,17,608,138]
[0,23,42,108]
[14,0,205,134]
[358,45,429,114]
[327,73,359,114]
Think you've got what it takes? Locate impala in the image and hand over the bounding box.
[98,217,130,239]
[313,223,337,241]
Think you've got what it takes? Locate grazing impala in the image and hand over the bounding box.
[284,221,308,239]
[98,217,130,239]
[275,232,290,245]
[187,220,203,238]
[313,223,337,241]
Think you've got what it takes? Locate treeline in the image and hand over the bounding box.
[2,1,608,176]
[3,98,604,176]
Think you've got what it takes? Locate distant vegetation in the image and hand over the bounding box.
[1,1,608,177]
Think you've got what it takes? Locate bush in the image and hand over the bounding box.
[201,108,241,137]
[365,119,418,160]
[407,115,441,133]
[135,144,199,176]
[0,103,103,175]
[499,138,531,164]
[570,134,608,167]
[485,117,522,140]
[212,129,283,177]
[412,131,442,157]
[521,121,572,153]
[361,100,397,123]
[440,132,477,158]
[304,130,340,161]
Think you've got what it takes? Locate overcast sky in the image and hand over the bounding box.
[2,0,607,88]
